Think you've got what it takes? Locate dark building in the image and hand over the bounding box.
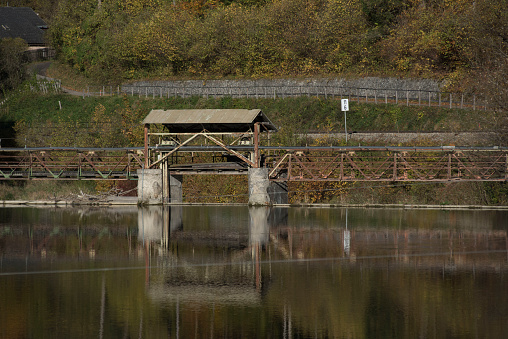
[0,6,52,60]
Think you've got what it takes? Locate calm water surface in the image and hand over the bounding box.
[0,206,507,338]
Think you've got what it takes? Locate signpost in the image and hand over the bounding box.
[341,99,349,142]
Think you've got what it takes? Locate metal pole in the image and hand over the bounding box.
[344,111,347,143]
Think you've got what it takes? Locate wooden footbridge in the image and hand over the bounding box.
[1,145,507,182]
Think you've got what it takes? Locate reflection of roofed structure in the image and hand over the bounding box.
[149,284,261,306]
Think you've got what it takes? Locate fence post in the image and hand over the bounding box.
[449,94,452,109]
[396,90,398,104]
[461,94,463,109]
[473,95,476,111]
[438,93,441,107]
[428,92,431,107]
[406,91,409,106]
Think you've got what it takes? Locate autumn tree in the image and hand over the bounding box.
[0,38,28,95]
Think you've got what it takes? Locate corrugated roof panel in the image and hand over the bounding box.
[143,109,262,124]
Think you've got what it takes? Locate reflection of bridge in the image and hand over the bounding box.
[140,207,508,276]
[1,146,507,182]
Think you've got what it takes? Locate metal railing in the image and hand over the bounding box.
[1,146,506,182]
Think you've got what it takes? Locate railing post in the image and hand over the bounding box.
[339,153,344,180]
[144,124,149,168]
[393,152,397,180]
[504,153,508,180]
[254,122,260,168]
[448,153,452,179]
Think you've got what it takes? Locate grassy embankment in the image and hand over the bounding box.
[0,68,507,204]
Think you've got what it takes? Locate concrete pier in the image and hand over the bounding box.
[137,169,163,205]
[268,181,289,205]
[248,168,288,205]
[169,174,183,203]
[248,168,270,205]
[137,169,183,205]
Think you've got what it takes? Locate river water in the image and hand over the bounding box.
[0,206,507,338]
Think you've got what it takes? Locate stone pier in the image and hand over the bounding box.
[248,168,288,205]
[137,169,163,205]
[137,169,183,205]
[168,174,183,203]
[139,168,286,205]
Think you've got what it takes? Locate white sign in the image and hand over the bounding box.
[341,99,349,111]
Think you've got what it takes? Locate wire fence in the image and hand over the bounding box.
[77,83,493,111]
[29,75,497,112]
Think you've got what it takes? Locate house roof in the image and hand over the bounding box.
[0,7,48,46]
[143,109,278,133]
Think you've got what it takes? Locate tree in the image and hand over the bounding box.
[0,38,28,94]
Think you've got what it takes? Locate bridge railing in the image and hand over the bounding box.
[0,148,144,180]
[265,147,508,182]
[1,147,506,182]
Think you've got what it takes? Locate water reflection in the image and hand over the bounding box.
[0,206,507,338]
[138,206,287,304]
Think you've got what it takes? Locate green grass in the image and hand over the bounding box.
[2,91,502,131]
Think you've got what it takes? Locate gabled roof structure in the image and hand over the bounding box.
[0,7,48,46]
[142,109,277,169]
[143,109,278,133]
